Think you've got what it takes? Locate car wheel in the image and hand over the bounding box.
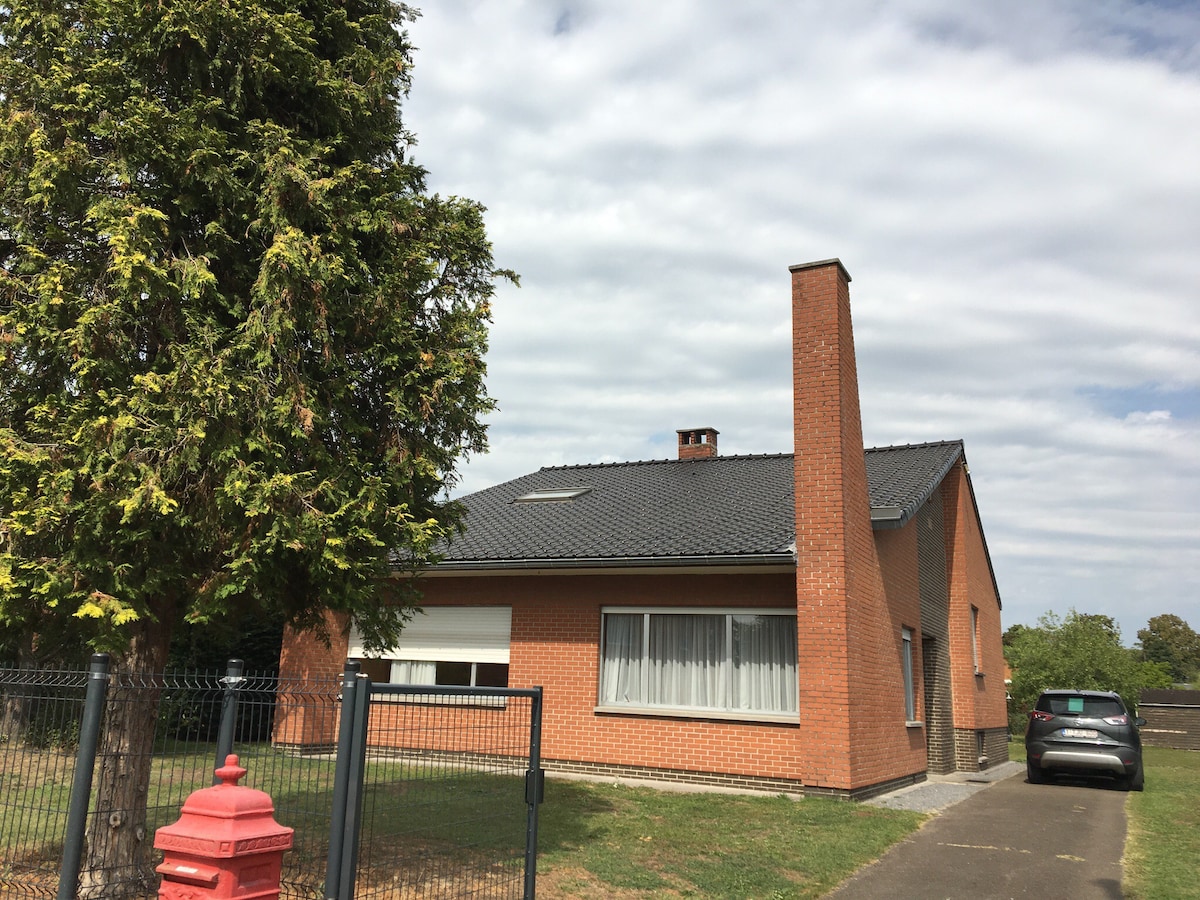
[1027,761,1046,784]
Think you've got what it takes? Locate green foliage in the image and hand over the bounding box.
[1004,610,1172,733]
[1137,613,1200,685]
[0,0,514,661]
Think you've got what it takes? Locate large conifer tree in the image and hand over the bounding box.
[0,1,510,893]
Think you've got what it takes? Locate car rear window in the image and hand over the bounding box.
[1037,694,1125,717]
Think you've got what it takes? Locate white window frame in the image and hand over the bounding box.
[902,627,918,725]
[597,607,799,723]
[970,606,982,675]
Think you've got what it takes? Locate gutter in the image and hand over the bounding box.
[402,551,797,575]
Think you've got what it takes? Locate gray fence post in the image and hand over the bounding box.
[324,660,360,900]
[337,672,371,900]
[524,686,545,900]
[214,658,246,783]
[56,653,110,900]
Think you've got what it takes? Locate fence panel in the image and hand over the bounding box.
[0,664,541,899]
[260,671,344,899]
[347,683,543,900]
[0,666,89,899]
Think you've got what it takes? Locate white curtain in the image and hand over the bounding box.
[601,612,797,714]
[731,615,798,713]
[648,614,727,709]
[390,659,437,685]
[600,614,644,704]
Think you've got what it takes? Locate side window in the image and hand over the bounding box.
[902,627,916,722]
[970,606,980,674]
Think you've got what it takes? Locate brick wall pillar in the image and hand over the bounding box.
[791,259,894,793]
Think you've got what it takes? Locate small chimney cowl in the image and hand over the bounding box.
[677,427,719,460]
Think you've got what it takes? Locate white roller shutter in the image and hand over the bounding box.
[348,606,512,664]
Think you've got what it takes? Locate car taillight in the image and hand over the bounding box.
[1103,715,1129,726]
[1030,710,1054,722]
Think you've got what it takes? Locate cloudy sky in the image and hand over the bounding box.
[401,0,1200,646]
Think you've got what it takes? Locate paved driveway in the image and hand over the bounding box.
[829,771,1128,899]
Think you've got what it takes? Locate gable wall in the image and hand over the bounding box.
[940,464,1009,765]
[873,522,931,778]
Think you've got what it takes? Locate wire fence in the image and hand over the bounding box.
[349,684,543,900]
[1,665,86,899]
[0,659,542,899]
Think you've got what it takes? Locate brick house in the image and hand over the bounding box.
[278,258,1009,800]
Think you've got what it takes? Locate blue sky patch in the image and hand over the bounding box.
[1080,384,1200,421]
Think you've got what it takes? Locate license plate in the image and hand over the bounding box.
[1062,728,1099,739]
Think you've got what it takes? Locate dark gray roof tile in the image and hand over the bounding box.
[435,440,964,569]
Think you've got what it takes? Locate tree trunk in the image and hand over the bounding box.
[0,633,37,743]
[77,614,173,900]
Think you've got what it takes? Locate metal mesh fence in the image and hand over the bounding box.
[353,687,537,899]
[0,665,540,899]
[0,666,87,899]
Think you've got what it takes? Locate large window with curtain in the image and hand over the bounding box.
[599,608,798,720]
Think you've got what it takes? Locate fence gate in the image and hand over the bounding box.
[324,662,545,900]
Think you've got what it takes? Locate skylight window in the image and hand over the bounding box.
[514,487,592,503]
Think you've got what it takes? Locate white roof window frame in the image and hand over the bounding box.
[513,486,592,503]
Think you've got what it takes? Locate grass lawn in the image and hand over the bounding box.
[1124,745,1200,900]
[1,741,927,900]
[536,780,925,899]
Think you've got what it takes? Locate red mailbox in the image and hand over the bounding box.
[155,754,294,900]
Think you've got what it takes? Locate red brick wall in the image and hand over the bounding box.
[279,572,815,782]
[941,464,1008,733]
[274,612,347,746]
[791,259,923,792]
[875,523,932,771]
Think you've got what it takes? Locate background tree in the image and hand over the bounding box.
[1004,610,1172,734]
[1137,614,1200,685]
[0,0,512,894]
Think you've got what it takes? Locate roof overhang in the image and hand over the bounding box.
[869,506,906,528]
[409,552,797,578]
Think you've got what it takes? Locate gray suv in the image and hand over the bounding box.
[1025,689,1145,791]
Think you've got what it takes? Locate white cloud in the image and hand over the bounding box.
[408,0,1200,644]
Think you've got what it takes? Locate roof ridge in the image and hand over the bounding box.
[539,452,794,473]
[864,438,964,453]
[538,442,961,472]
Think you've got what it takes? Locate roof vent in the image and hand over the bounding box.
[677,428,719,460]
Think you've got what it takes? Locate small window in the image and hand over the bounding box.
[350,658,510,689]
[902,628,916,723]
[971,606,981,674]
[514,487,592,502]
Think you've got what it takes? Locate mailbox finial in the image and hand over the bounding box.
[214,754,247,787]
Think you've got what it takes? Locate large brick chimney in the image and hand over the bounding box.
[790,259,893,796]
[677,427,719,459]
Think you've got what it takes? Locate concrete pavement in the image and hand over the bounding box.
[830,768,1128,899]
